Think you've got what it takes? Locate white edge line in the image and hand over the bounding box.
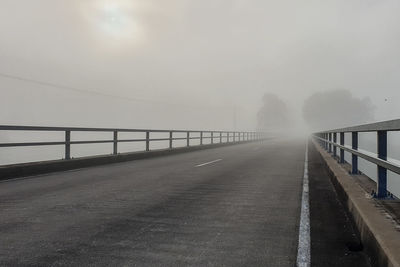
[297,140,311,267]
[195,159,223,167]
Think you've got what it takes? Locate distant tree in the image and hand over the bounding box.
[303,89,375,131]
[257,93,291,131]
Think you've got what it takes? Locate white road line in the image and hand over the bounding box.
[297,141,311,267]
[195,159,223,167]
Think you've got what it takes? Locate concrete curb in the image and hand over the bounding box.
[312,140,400,267]
[0,141,258,181]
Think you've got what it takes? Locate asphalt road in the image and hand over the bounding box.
[0,138,371,266]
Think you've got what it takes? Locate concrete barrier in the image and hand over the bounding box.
[312,139,400,267]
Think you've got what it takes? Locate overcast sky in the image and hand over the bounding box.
[1,0,400,130]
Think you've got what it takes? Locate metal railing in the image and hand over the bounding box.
[313,119,400,198]
[0,125,266,163]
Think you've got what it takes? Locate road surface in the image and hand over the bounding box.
[0,138,370,266]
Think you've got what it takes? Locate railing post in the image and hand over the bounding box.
[65,130,71,160]
[351,132,358,175]
[211,132,214,145]
[328,133,332,153]
[227,132,230,143]
[333,132,337,158]
[187,132,190,147]
[325,133,328,150]
[377,131,388,198]
[200,131,203,145]
[220,132,222,143]
[146,131,150,151]
[113,130,118,155]
[169,131,173,149]
[233,132,236,142]
[340,132,345,164]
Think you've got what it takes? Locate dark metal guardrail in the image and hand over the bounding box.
[0,125,266,163]
[313,119,400,198]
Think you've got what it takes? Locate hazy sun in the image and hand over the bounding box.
[82,1,143,44]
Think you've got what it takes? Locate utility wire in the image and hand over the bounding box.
[0,72,232,110]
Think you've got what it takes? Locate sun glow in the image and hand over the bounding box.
[82,1,143,44]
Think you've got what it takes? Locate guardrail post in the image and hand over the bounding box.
[211,132,214,144]
[200,131,203,145]
[328,133,332,153]
[340,132,345,163]
[169,131,173,149]
[146,131,150,151]
[325,133,328,150]
[113,130,118,155]
[220,132,222,143]
[65,130,71,160]
[377,131,388,198]
[187,132,190,147]
[333,132,337,158]
[227,132,230,143]
[233,132,236,142]
[351,132,358,175]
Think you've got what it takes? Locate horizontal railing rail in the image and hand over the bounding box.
[0,125,267,164]
[313,119,400,198]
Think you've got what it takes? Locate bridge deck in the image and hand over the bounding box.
[0,139,370,266]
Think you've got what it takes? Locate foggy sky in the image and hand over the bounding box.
[1,0,400,131]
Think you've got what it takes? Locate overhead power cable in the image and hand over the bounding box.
[0,72,233,110]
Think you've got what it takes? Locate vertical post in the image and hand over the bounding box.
[113,130,118,155]
[200,131,203,145]
[227,132,230,143]
[146,131,150,151]
[325,133,328,150]
[340,132,345,164]
[333,132,337,158]
[233,132,236,142]
[351,132,358,175]
[211,132,214,145]
[328,133,332,153]
[220,132,222,143]
[65,130,71,160]
[239,132,241,142]
[169,131,173,149]
[377,131,388,198]
[187,132,190,147]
